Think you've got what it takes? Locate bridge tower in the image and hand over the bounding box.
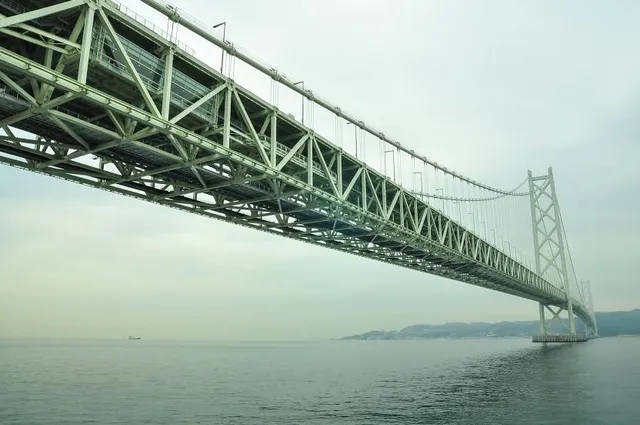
[528,167,578,340]
[581,280,598,337]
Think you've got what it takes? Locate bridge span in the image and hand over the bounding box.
[0,0,597,337]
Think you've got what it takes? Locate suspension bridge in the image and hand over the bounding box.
[0,0,597,340]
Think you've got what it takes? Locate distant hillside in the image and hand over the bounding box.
[340,309,640,340]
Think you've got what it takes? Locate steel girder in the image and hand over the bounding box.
[0,0,593,326]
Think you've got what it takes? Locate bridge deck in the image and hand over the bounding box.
[0,0,594,329]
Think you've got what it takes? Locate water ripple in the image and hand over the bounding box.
[0,338,638,424]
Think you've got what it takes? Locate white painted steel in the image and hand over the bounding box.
[0,0,596,332]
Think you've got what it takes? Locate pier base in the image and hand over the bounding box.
[532,334,588,343]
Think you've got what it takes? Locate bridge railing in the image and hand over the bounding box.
[104,0,537,262]
[96,3,554,283]
[111,0,195,56]
[116,0,530,201]
[0,1,595,331]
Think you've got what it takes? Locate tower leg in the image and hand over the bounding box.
[567,300,576,336]
[538,303,547,336]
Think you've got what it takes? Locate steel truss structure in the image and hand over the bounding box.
[0,0,596,332]
[580,280,598,337]
[529,168,598,336]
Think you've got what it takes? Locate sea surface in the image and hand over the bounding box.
[1,337,638,424]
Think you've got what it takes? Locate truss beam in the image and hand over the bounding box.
[0,1,594,330]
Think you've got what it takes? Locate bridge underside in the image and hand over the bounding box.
[0,0,595,330]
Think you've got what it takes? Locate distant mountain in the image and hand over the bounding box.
[340,309,640,340]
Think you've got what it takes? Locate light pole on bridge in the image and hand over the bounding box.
[384,148,396,181]
[435,188,444,213]
[503,240,510,255]
[468,212,476,234]
[346,121,359,159]
[213,22,227,74]
[413,171,424,198]
[293,81,305,125]
[452,201,462,223]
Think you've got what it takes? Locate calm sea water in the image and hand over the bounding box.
[1,337,638,424]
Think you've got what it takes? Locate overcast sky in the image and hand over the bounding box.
[1,0,639,340]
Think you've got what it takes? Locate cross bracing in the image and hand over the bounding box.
[0,0,596,333]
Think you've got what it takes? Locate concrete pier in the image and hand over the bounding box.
[532,334,588,343]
